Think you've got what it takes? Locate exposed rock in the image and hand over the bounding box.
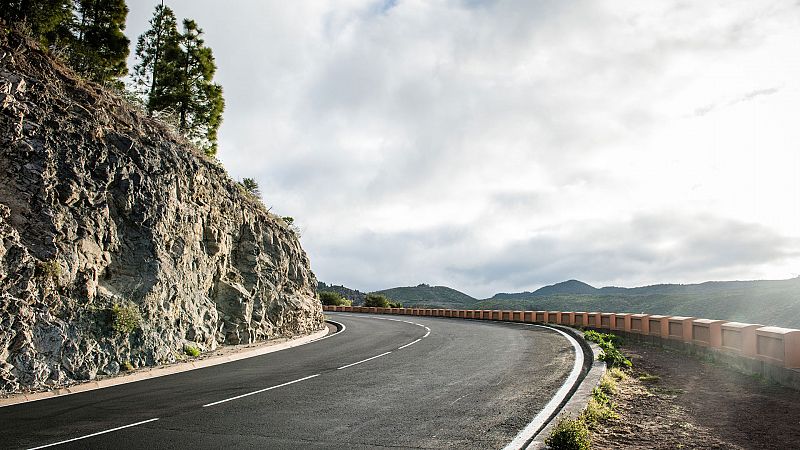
[0,28,323,393]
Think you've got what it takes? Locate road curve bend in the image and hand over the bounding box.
[0,313,580,449]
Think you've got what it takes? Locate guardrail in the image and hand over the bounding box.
[322,305,800,371]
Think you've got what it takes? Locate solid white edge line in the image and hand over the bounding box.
[336,351,392,370]
[503,325,585,450]
[202,374,320,408]
[422,331,430,338]
[397,339,421,350]
[311,320,346,342]
[27,417,160,450]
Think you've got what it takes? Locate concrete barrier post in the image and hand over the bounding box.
[646,315,669,337]
[535,311,546,322]
[667,316,694,342]
[560,312,574,326]
[524,311,534,322]
[547,311,561,324]
[720,322,762,357]
[692,319,726,347]
[630,314,650,334]
[574,312,588,327]
[587,312,599,328]
[755,327,800,368]
[612,313,630,332]
[599,313,613,330]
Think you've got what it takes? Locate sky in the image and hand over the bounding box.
[124,0,800,298]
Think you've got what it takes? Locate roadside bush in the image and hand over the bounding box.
[184,345,201,357]
[35,259,62,281]
[388,301,403,308]
[584,330,631,368]
[364,293,391,308]
[545,416,591,450]
[109,303,141,335]
[319,291,352,306]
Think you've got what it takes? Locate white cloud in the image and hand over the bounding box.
[126,0,800,297]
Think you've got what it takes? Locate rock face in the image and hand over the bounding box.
[0,30,323,393]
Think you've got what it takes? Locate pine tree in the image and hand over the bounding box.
[174,19,224,157]
[0,0,74,47]
[70,0,130,84]
[131,3,181,115]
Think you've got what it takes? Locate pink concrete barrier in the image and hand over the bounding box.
[560,312,574,326]
[755,327,800,368]
[547,311,561,324]
[492,310,501,320]
[630,314,649,334]
[692,319,726,348]
[668,316,694,342]
[501,311,511,321]
[587,312,600,328]
[599,313,613,330]
[535,311,547,322]
[612,313,630,332]
[574,312,588,327]
[513,311,524,322]
[647,315,670,337]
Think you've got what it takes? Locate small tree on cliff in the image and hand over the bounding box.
[69,0,130,84]
[0,0,73,47]
[174,19,224,157]
[131,3,181,115]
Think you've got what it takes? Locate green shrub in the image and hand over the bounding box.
[388,301,403,308]
[121,361,134,371]
[582,396,617,426]
[364,293,391,308]
[184,345,201,357]
[35,259,62,281]
[109,303,141,335]
[545,416,591,450]
[319,291,351,306]
[584,330,631,368]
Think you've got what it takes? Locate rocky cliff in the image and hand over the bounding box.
[0,29,323,393]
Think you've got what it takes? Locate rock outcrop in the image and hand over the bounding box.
[0,29,323,393]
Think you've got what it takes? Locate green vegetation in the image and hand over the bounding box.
[121,360,134,371]
[583,331,631,368]
[69,0,130,84]
[109,303,141,335]
[364,293,391,308]
[638,373,660,383]
[372,284,477,309]
[133,5,224,156]
[319,291,352,306]
[236,178,260,198]
[545,416,591,450]
[35,259,62,281]
[184,344,201,357]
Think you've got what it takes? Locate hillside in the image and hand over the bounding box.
[477,278,800,329]
[318,281,366,305]
[373,284,478,308]
[0,28,322,393]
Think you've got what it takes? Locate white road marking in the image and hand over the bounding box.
[202,374,320,407]
[310,320,346,342]
[423,330,430,338]
[336,351,392,370]
[397,339,421,350]
[27,418,160,450]
[503,324,585,450]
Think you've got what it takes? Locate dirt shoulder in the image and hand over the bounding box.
[592,340,800,449]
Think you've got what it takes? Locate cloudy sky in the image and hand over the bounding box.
[125,0,800,298]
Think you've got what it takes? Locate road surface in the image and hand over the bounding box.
[0,313,578,449]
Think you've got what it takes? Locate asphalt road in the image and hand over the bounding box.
[0,313,577,449]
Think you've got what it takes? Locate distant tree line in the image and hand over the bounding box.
[0,0,224,156]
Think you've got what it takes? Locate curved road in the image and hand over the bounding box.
[0,313,577,449]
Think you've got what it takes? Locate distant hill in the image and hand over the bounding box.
[373,284,478,308]
[318,281,367,305]
[477,278,800,329]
